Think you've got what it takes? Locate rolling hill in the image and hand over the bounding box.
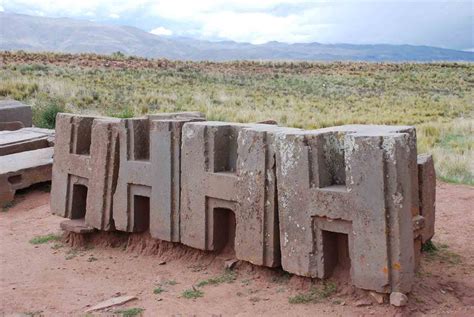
[1,12,473,62]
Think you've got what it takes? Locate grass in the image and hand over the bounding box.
[153,286,165,294]
[1,51,472,184]
[34,102,65,129]
[271,271,292,284]
[65,248,79,260]
[196,269,237,287]
[423,241,462,265]
[181,287,204,299]
[51,242,63,250]
[114,307,144,317]
[23,311,43,317]
[164,279,178,286]
[2,200,16,212]
[29,234,61,245]
[421,240,438,254]
[288,282,337,304]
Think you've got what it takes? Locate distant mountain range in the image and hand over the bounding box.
[1,12,473,62]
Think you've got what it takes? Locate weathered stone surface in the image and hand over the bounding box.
[113,115,203,241]
[0,121,24,131]
[418,154,436,243]
[180,121,297,267]
[0,100,32,127]
[276,125,418,293]
[0,147,53,206]
[390,292,408,307]
[60,219,96,233]
[48,113,431,295]
[50,114,121,231]
[147,111,205,120]
[0,127,54,156]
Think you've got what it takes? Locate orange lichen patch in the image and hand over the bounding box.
[383,266,389,274]
[393,262,401,270]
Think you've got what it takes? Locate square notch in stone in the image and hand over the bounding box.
[314,217,353,279]
[69,117,94,155]
[67,175,89,220]
[126,119,150,161]
[212,125,238,173]
[315,132,347,188]
[128,184,151,232]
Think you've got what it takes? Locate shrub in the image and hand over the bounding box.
[34,102,66,129]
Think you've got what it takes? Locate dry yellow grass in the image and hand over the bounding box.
[0,52,472,184]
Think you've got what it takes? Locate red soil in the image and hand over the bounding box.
[0,182,473,316]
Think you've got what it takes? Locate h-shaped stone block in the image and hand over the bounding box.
[112,114,204,241]
[275,125,419,293]
[180,121,298,267]
[50,114,121,230]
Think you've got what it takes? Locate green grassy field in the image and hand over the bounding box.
[0,52,472,184]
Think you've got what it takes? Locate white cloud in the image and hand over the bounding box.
[2,0,148,17]
[0,5,4,12]
[2,0,472,48]
[196,11,330,44]
[150,26,173,36]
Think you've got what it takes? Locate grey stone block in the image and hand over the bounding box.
[0,147,53,206]
[275,125,418,293]
[0,100,32,127]
[0,127,54,156]
[50,114,121,231]
[180,121,298,267]
[112,115,203,241]
[60,219,96,234]
[417,154,436,243]
[0,121,24,131]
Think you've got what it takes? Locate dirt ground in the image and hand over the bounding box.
[1,182,473,316]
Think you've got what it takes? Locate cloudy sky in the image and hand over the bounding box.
[1,0,472,50]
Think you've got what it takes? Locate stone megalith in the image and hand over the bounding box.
[180,121,298,267]
[50,114,121,230]
[112,114,203,241]
[275,125,419,294]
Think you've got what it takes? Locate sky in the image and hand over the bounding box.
[1,0,472,50]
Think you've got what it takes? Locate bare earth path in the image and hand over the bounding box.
[1,182,473,316]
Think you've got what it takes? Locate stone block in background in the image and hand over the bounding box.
[0,100,32,128]
[0,147,53,206]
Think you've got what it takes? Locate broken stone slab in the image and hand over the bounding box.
[0,127,54,156]
[0,100,32,127]
[85,295,138,312]
[275,125,418,294]
[60,219,96,234]
[180,121,299,267]
[0,147,53,206]
[418,154,436,243]
[390,292,408,307]
[369,291,388,304]
[224,259,239,270]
